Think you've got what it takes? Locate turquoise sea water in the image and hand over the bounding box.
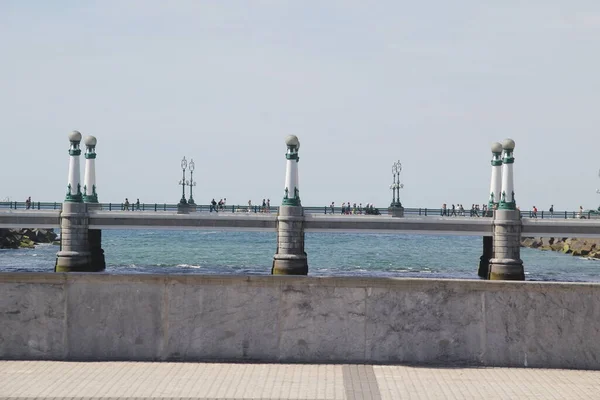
[0,230,599,281]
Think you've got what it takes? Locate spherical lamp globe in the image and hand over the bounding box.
[502,138,515,150]
[69,130,82,142]
[491,142,502,153]
[84,135,97,147]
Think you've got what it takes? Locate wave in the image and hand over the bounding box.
[35,243,55,247]
[176,264,204,269]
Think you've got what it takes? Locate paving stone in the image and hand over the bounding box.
[0,361,599,399]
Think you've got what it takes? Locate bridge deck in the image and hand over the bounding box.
[0,210,599,236]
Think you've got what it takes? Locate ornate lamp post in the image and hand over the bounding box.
[596,169,600,210]
[390,160,404,207]
[65,130,83,202]
[187,159,197,205]
[389,160,404,217]
[83,135,98,203]
[390,163,397,206]
[498,139,516,210]
[178,156,188,205]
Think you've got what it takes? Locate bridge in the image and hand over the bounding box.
[2,207,600,237]
[2,132,600,279]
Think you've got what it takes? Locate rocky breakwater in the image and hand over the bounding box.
[0,228,58,249]
[521,237,600,260]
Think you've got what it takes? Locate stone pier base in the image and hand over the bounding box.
[489,209,524,280]
[55,202,92,272]
[272,206,308,275]
[488,259,525,280]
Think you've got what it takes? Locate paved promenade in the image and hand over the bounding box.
[1,361,599,399]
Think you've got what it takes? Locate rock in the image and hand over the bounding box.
[551,243,564,251]
[19,238,34,249]
[0,228,58,249]
[521,238,536,248]
[522,237,600,260]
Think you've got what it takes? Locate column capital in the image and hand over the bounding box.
[498,190,516,210]
[65,183,83,202]
[282,187,301,206]
[83,184,99,203]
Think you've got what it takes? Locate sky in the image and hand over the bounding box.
[1,1,600,210]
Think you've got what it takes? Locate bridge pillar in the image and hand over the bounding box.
[55,131,92,272]
[83,135,105,272]
[272,206,308,275]
[488,210,524,280]
[272,135,308,275]
[488,139,524,280]
[477,236,493,279]
[55,202,92,272]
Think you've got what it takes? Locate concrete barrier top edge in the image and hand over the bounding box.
[0,272,599,291]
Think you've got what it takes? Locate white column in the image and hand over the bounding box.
[282,135,301,206]
[499,138,516,210]
[295,140,300,193]
[83,136,98,202]
[489,142,503,208]
[66,130,83,202]
[285,158,298,196]
[84,159,95,194]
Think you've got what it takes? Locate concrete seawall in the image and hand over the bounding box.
[1,273,599,369]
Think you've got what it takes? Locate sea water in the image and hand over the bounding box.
[0,230,599,282]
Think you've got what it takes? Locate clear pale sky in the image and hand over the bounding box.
[1,1,599,210]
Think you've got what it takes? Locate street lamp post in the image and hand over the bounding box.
[188,159,197,205]
[390,160,404,207]
[389,160,404,217]
[179,156,188,205]
[596,169,600,210]
[391,164,397,205]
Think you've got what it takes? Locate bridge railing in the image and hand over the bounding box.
[1,201,598,219]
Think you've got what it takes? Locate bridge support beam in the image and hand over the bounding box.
[477,236,493,279]
[88,229,106,272]
[55,202,92,272]
[488,209,524,280]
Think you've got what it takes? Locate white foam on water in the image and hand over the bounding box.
[176,264,203,269]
